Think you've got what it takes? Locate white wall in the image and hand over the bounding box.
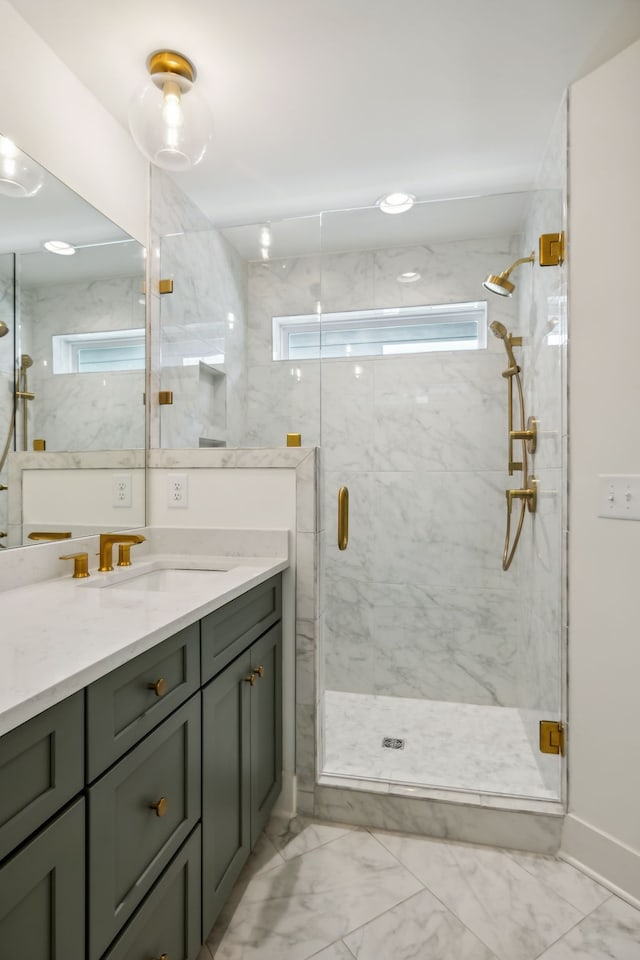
[563,38,640,904]
[0,0,147,243]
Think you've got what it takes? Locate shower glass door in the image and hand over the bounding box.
[318,192,566,803]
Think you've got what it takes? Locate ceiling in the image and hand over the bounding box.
[8,0,640,229]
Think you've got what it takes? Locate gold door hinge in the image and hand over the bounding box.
[158,391,174,405]
[539,232,565,267]
[159,278,174,294]
[539,720,565,755]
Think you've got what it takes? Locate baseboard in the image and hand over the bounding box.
[561,813,640,907]
[273,771,296,818]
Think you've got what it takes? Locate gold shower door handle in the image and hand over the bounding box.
[338,486,349,550]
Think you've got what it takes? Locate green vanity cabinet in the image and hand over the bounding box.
[0,570,283,959]
[202,620,283,939]
[0,798,85,960]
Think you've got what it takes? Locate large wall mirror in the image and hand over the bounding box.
[0,135,146,549]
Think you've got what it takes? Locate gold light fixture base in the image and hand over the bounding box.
[148,50,195,84]
[539,232,565,267]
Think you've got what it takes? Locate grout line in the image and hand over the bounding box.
[505,849,611,917]
[529,895,615,959]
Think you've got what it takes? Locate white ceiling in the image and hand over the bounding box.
[8,0,640,227]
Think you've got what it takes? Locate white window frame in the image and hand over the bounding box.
[52,328,145,374]
[272,301,487,361]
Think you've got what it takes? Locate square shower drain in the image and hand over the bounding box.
[382,737,405,750]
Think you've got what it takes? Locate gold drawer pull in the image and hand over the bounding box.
[243,673,257,686]
[149,797,168,817]
[254,665,265,679]
[147,678,167,697]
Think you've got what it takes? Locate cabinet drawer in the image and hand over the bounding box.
[87,622,200,781]
[102,826,201,960]
[201,574,281,682]
[88,695,201,960]
[0,692,83,862]
[0,798,85,960]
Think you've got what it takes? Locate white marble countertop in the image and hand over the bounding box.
[0,550,287,738]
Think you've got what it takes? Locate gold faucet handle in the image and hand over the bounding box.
[59,553,90,578]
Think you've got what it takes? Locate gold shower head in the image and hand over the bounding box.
[483,253,535,298]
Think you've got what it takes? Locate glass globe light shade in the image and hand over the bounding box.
[0,136,45,198]
[128,71,213,172]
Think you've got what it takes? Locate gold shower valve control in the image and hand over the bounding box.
[59,552,90,578]
[510,416,538,454]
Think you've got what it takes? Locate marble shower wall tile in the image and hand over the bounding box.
[21,276,145,451]
[245,362,321,448]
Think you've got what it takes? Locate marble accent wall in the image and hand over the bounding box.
[149,170,247,449]
[515,99,568,798]
[0,254,13,539]
[247,235,528,707]
[19,276,145,451]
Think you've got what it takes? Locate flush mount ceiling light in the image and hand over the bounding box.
[43,240,76,256]
[0,135,44,198]
[376,192,415,215]
[128,50,213,172]
[397,270,421,283]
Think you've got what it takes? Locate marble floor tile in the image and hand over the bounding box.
[208,830,422,960]
[265,815,355,861]
[323,690,556,799]
[372,830,582,960]
[507,850,610,915]
[308,942,355,960]
[343,888,498,960]
[536,895,640,959]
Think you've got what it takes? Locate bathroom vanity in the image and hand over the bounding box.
[0,546,286,960]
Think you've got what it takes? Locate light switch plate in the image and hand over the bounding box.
[598,474,640,520]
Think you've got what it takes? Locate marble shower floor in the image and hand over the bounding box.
[199,816,640,960]
[322,691,559,800]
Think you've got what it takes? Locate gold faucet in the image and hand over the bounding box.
[98,533,146,572]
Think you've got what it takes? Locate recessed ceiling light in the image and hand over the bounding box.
[43,240,76,256]
[397,271,421,283]
[376,192,415,215]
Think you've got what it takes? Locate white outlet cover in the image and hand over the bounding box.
[113,473,132,508]
[168,473,188,508]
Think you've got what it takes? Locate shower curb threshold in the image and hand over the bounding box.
[312,778,564,855]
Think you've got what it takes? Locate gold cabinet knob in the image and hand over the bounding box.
[243,673,257,686]
[149,797,168,817]
[147,678,167,697]
[254,665,265,679]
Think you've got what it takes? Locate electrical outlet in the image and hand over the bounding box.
[168,473,188,508]
[112,473,132,508]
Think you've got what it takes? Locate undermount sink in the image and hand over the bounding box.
[104,568,230,592]
[82,559,239,591]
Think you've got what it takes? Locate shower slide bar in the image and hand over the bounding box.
[490,322,538,571]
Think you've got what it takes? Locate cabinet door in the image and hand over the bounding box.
[89,695,201,960]
[0,691,83,862]
[201,652,251,940]
[0,798,84,960]
[250,623,283,847]
[102,826,201,960]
